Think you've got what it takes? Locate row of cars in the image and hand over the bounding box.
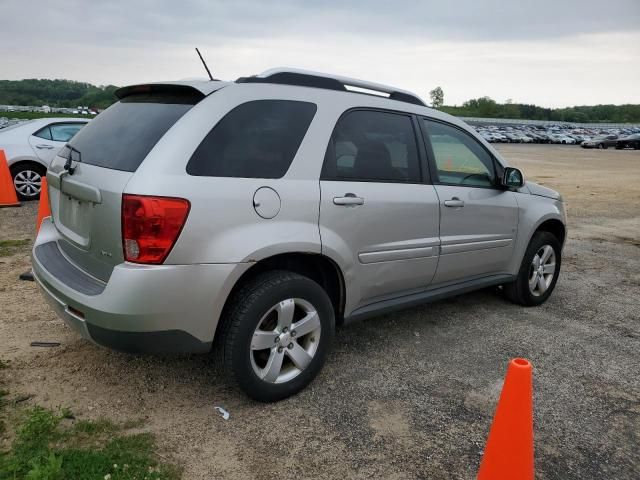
[475,124,640,149]
[0,117,25,130]
[2,113,638,203]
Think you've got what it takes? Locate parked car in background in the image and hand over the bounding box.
[615,134,640,150]
[472,122,640,147]
[581,134,618,149]
[492,132,508,142]
[0,118,89,199]
[504,132,521,143]
[549,134,576,145]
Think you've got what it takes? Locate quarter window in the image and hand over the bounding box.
[187,100,317,179]
[322,110,421,182]
[50,123,84,142]
[422,119,496,188]
[34,126,52,140]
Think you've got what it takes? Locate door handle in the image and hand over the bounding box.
[35,144,55,149]
[444,197,465,208]
[333,193,364,206]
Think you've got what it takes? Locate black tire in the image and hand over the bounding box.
[10,162,46,201]
[503,231,562,306]
[598,144,604,150]
[215,270,335,402]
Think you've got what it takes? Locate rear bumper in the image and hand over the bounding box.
[32,218,250,354]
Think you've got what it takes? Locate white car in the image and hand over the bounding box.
[0,118,88,199]
[548,134,575,145]
[516,134,533,143]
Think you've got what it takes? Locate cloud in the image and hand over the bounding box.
[1,0,639,106]
[5,0,640,46]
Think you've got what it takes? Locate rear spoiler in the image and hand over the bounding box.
[115,80,230,100]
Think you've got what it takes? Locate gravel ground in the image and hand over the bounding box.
[0,144,638,479]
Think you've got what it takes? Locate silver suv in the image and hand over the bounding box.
[32,68,566,401]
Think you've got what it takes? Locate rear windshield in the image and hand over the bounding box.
[65,92,198,172]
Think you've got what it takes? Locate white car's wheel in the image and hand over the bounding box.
[10,163,46,201]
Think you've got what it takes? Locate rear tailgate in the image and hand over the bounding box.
[46,86,207,282]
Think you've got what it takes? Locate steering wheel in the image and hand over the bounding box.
[460,173,489,185]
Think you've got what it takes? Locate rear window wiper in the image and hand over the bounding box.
[63,145,82,175]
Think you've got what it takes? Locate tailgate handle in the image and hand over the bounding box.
[47,170,62,190]
[46,170,102,204]
[60,178,102,204]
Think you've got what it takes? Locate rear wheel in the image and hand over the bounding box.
[10,163,46,201]
[215,270,335,402]
[504,231,561,306]
[598,144,605,150]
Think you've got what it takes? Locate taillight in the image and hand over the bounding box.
[121,194,190,264]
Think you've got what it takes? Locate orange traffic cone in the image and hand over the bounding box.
[19,176,51,281]
[477,358,534,480]
[35,177,51,233]
[0,149,20,207]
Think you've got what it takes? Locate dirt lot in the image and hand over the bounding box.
[1,144,639,479]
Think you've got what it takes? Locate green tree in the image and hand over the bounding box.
[429,86,444,108]
[0,79,118,109]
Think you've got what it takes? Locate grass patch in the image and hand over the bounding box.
[0,390,8,434]
[0,359,8,369]
[0,239,31,257]
[72,418,118,436]
[0,407,179,480]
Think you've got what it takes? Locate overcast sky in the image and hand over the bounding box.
[2,0,639,107]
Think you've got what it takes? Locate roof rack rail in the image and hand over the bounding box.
[236,67,427,107]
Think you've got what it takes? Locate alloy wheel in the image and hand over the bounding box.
[528,245,556,297]
[250,298,322,384]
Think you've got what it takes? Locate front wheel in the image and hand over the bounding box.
[504,231,562,306]
[215,270,335,402]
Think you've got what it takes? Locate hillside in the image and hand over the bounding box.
[439,97,640,124]
[0,79,118,109]
[1,79,639,123]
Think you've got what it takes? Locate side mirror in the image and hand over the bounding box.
[502,167,524,189]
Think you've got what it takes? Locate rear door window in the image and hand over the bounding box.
[50,123,84,142]
[66,92,198,172]
[321,109,421,182]
[186,100,317,179]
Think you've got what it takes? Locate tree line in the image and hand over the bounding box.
[435,93,640,124]
[0,79,118,109]
[1,79,639,123]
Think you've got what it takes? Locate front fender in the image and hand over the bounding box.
[509,193,566,274]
